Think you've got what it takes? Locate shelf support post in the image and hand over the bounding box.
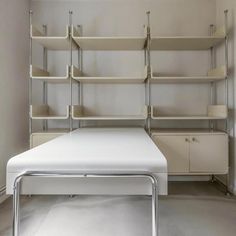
[43,24,48,131]
[224,9,229,133]
[146,11,151,135]
[224,9,231,195]
[69,10,73,132]
[29,10,33,144]
[77,24,82,128]
[209,24,216,130]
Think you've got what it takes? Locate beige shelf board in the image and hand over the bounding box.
[150,35,225,50]
[72,26,146,50]
[151,66,226,83]
[72,66,147,83]
[151,105,228,120]
[31,25,76,50]
[30,65,70,83]
[151,128,227,135]
[30,105,70,120]
[31,129,70,134]
[72,105,148,120]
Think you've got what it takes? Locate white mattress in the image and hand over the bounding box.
[7,128,167,195]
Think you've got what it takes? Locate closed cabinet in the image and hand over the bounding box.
[30,132,67,148]
[152,132,228,175]
[189,135,228,173]
[152,135,189,173]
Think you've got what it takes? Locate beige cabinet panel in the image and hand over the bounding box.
[152,135,189,173]
[189,134,228,174]
[30,132,67,148]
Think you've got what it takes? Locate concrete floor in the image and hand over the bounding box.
[0,182,235,236]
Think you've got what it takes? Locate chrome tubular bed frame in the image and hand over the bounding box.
[13,171,159,236]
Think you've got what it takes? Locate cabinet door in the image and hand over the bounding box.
[189,135,228,173]
[30,133,65,148]
[152,135,190,173]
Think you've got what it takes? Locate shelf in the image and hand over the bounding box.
[150,66,226,83]
[151,128,227,135]
[72,26,146,50]
[151,105,228,120]
[30,105,70,120]
[72,66,147,83]
[150,26,225,50]
[30,65,70,83]
[31,25,76,50]
[71,105,148,120]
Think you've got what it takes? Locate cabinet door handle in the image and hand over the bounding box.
[192,137,197,142]
[185,138,190,142]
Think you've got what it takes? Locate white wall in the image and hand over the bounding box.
[0,0,29,201]
[216,0,236,194]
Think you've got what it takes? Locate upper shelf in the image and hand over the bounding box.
[71,66,147,83]
[150,26,226,50]
[72,105,148,120]
[151,105,228,120]
[72,27,146,50]
[30,65,70,83]
[31,25,76,50]
[151,66,226,83]
[30,105,70,120]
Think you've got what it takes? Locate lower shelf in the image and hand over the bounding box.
[30,105,70,120]
[30,129,69,148]
[71,105,148,120]
[151,105,228,120]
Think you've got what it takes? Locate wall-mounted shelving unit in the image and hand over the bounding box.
[72,105,147,120]
[151,105,228,120]
[30,105,70,120]
[72,65,147,83]
[31,25,76,50]
[30,65,70,83]
[150,66,226,83]
[72,27,146,50]
[29,9,230,193]
[150,26,225,50]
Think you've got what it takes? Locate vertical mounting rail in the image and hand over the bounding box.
[224,10,229,134]
[29,11,33,145]
[209,24,215,131]
[69,11,73,131]
[43,25,48,131]
[224,9,230,195]
[146,11,151,135]
[77,25,82,128]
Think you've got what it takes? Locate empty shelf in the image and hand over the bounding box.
[72,27,146,50]
[72,66,147,83]
[30,105,70,120]
[151,105,228,120]
[30,65,70,83]
[151,66,226,83]
[150,26,226,50]
[31,25,76,50]
[72,105,148,120]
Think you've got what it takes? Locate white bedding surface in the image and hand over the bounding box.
[7,128,167,195]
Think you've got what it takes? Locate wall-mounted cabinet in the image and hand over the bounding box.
[152,130,228,174]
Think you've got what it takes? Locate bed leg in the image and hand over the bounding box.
[13,177,22,236]
[151,178,158,236]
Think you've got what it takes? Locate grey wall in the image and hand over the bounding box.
[0,0,29,201]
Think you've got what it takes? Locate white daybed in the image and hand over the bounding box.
[7,127,167,236]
